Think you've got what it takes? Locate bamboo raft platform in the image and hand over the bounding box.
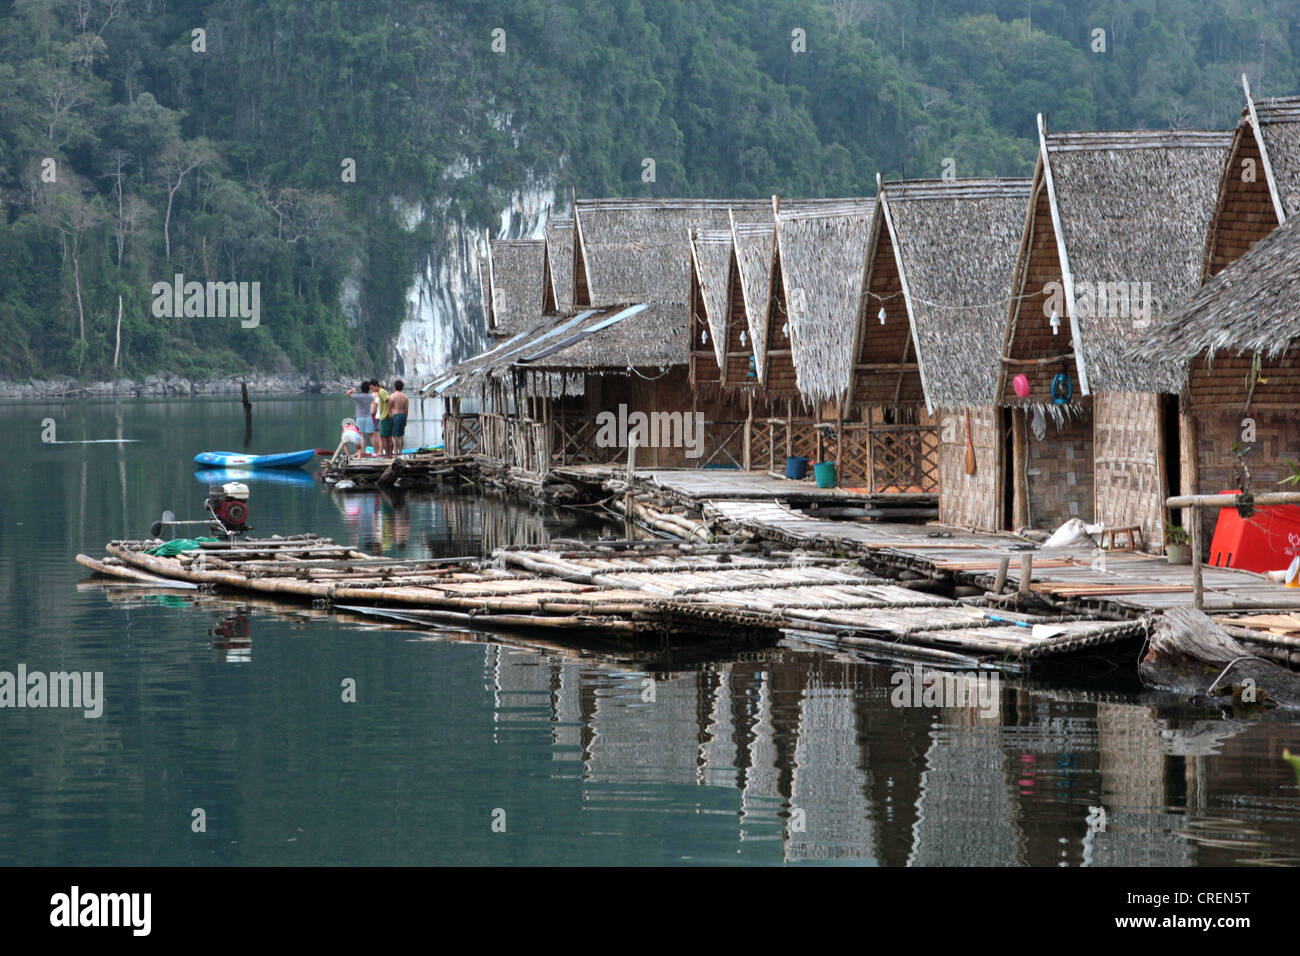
[75,535,1145,672]
[318,450,479,490]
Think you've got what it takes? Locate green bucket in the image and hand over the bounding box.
[813,461,837,488]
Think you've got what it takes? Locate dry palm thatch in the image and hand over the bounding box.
[690,228,734,368]
[879,179,1031,410]
[486,238,547,337]
[521,302,687,371]
[730,217,777,376]
[773,201,876,405]
[1251,94,1300,219]
[543,218,574,314]
[1043,128,1230,394]
[1131,208,1300,361]
[572,198,771,306]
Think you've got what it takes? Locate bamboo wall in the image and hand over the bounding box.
[689,266,720,387]
[1002,184,1073,406]
[937,404,1001,532]
[1093,390,1166,551]
[1025,401,1094,529]
[1203,126,1279,279]
[724,261,757,384]
[764,264,799,392]
[853,226,923,409]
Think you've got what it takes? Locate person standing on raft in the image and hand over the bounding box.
[388,381,409,457]
[371,379,392,457]
[346,381,374,457]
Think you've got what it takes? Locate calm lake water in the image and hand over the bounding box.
[2,395,1298,866]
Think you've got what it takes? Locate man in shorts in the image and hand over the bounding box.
[389,380,410,456]
[371,378,392,456]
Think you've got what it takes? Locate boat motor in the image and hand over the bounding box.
[150,482,252,540]
[206,482,251,533]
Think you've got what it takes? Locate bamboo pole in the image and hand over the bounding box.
[1191,505,1204,610]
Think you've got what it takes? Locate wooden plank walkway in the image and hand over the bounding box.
[701,497,1300,618]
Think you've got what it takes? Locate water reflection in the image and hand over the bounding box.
[479,642,1300,866]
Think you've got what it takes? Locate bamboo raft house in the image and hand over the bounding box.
[866,178,1032,532]
[996,120,1231,546]
[1147,80,1300,540]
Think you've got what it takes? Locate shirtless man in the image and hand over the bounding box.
[388,380,410,457]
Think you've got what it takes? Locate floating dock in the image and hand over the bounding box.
[79,535,1149,672]
[78,465,1300,675]
[318,451,478,490]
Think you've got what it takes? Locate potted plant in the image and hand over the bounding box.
[1165,521,1191,565]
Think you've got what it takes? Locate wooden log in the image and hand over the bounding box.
[1018,553,1033,596]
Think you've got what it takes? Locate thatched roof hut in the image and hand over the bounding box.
[484,237,547,338]
[767,200,875,404]
[869,179,1032,413]
[998,121,1230,403]
[542,217,574,314]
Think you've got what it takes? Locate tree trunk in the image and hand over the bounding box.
[73,244,86,341]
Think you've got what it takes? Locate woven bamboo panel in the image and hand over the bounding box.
[938,405,1001,531]
[1093,390,1165,551]
[1025,401,1094,529]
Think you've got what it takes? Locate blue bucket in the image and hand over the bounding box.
[785,456,810,480]
[814,461,837,488]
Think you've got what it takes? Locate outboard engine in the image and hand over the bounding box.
[206,482,250,533]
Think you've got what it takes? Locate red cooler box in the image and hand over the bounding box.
[1208,489,1300,573]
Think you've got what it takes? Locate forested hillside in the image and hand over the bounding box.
[1,0,1296,381]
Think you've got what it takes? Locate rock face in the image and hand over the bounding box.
[392,183,555,383]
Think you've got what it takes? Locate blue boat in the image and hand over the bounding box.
[193,449,316,469]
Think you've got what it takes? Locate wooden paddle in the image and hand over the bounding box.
[963,408,977,475]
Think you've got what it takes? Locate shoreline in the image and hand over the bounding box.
[0,373,362,401]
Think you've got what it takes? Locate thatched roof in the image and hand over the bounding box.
[1251,93,1300,219]
[572,198,771,306]
[1131,208,1300,361]
[543,218,574,314]
[690,228,734,368]
[773,200,876,405]
[425,302,686,398]
[486,238,546,337]
[521,302,686,371]
[1039,126,1230,393]
[879,179,1032,411]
